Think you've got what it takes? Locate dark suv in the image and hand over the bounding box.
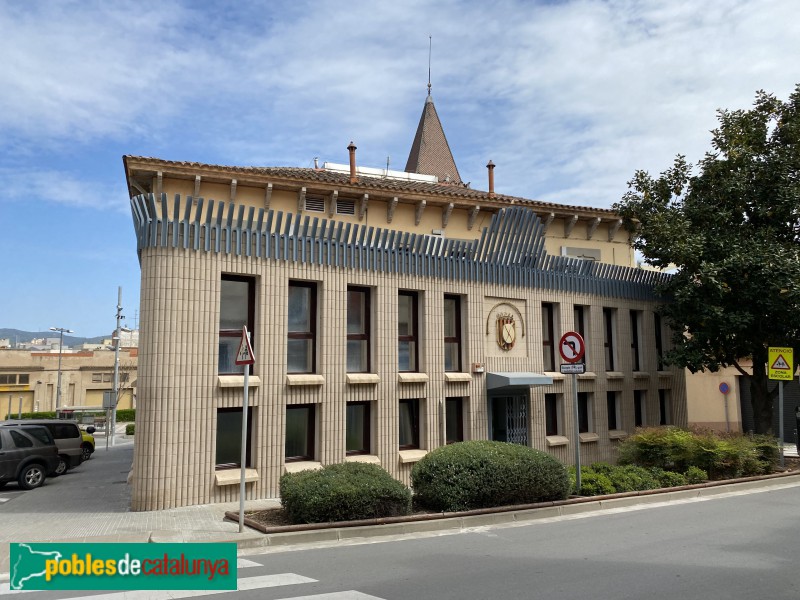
[0,424,60,489]
[2,419,84,475]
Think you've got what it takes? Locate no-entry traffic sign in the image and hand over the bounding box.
[559,331,585,364]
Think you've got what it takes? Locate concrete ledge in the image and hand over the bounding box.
[344,454,381,464]
[346,373,380,385]
[286,374,325,386]
[397,372,429,383]
[284,461,323,473]
[399,449,428,463]
[633,371,651,379]
[546,435,569,447]
[579,432,599,443]
[608,429,628,440]
[218,375,262,388]
[577,371,597,380]
[606,371,625,379]
[215,468,259,486]
[444,372,472,383]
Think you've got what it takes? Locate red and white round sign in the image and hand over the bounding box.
[559,331,585,364]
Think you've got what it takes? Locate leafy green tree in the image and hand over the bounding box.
[615,86,800,434]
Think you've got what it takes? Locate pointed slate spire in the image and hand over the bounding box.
[404,94,462,185]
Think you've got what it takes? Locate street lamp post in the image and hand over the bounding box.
[49,326,74,413]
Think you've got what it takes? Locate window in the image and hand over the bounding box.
[542,303,555,371]
[444,295,462,372]
[630,310,642,371]
[286,405,315,461]
[10,429,33,448]
[91,373,103,383]
[219,275,255,375]
[659,389,671,425]
[287,281,317,373]
[347,287,370,372]
[336,199,356,215]
[305,196,325,212]
[577,392,593,433]
[574,306,587,365]
[634,390,646,427]
[654,313,664,370]
[398,399,420,449]
[445,397,464,443]
[545,393,562,436]
[346,402,371,455]
[103,373,113,383]
[120,372,129,383]
[18,374,29,385]
[607,391,620,430]
[603,308,616,371]
[215,408,252,469]
[398,291,419,372]
[25,427,52,445]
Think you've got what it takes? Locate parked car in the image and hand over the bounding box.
[0,424,60,489]
[81,427,96,461]
[1,420,84,475]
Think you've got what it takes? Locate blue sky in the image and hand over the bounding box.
[1,0,798,336]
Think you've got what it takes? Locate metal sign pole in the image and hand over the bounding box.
[239,362,249,533]
[779,381,785,468]
[572,372,581,493]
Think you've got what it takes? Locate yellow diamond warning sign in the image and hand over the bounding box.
[768,347,794,381]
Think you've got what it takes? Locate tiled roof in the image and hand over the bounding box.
[404,95,463,184]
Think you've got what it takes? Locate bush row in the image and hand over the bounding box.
[569,462,708,496]
[618,427,778,479]
[1,409,136,422]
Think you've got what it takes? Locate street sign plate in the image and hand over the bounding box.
[718,382,730,395]
[559,331,585,363]
[235,326,255,365]
[768,347,793,381]
[560,363,586,375]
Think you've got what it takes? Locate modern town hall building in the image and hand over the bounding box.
[124,93,686,511]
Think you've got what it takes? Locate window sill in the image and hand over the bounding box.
[546,435,569,447]
[577,371,597,380]
[608,429,628,440]
[214,468,258,486]
[633,371,651,379]
[399,449,428,463]
[579,432,599,443]
[444,372,472,383]
[217,375,262,388]
[346,373,381,385]
[286,374,325,386]
[284,461,323,473]
[543,371,566,380]
[605,371,625,379]
[345,454,381,465]
[397,372,429,384]
[657,370,672,377]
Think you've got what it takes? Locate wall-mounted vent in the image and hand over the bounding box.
[305,197,325,212]
[336,199,356,216]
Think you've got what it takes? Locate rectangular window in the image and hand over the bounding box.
[577,392,593,433]
[287,281,317,373]
[444,295,462,372]
[654,313,664,370]
[545,393,562,436]
[574,306,587,365]
[630,310,642,371]
[445,397,464,444]
[346,402,371,455]
[305,196,325,212]
[286,404,315,461]
[18,374,29,385]
[215,408,252,469]
[398,291,419,372]
[103,373,112,383]
[603,308,616,371]
[336,199,356,215]
[347,286,370,373]
[91,373,102,383]
[219,275,255,375]
[399,399,420,449]
[542,303,555,371]
[607,391,621,430]
[634,390,646,427]
[659,389,671,425]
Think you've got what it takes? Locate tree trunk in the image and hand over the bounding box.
[749,354,774,435]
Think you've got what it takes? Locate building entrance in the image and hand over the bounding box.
[489,394,529,446]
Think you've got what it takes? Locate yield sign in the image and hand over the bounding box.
[768,346,793,381]
[235,326,255,365]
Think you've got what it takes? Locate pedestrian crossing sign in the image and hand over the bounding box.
[768,347,793,381]
[235,326,255,365]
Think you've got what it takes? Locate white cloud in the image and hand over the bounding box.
[0,168,128,213]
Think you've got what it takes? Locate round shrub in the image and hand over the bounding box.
[606,465,660,492]
[650,468,687,488]
[125,423,135,436]
[411,441,570,512]
[569,467,615,496]
[683,466,708,484]
[280,462,411,524]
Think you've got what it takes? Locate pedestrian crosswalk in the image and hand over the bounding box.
[1,569,387,599]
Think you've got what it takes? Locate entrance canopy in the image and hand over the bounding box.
[486,372,553,390]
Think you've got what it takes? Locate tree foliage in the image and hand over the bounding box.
[615,86,800,434]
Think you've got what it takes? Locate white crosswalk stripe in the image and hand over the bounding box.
[236,558,261,569]
[278,593,384,599]
[0,497,10,503]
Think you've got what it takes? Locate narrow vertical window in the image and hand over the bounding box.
[630,310,642,371]
[574,306,587,365]
[399,399,420,449]
[398,291,419,372]
[444,295,462,372]
[654,312,664,370]
[603,308,616,371]
[347,286,370,373]
[286,404,315,461]
[287,281,316,373]
[542,303,555,371]
[659,389,671,425]
[346,402,371,455]
[215,408,252,469]
[607,391,620,431]
[634,390,646,427]
[219,275,254,375]
[545,393,562,436]
[445,397,464,443]
[577,392,593,433]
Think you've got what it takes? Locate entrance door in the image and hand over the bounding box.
[490,395,528,446]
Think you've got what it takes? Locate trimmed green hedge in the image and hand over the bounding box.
[116,409,135,422]
[280,462,412,524]
[570,462,707,496]
[2,409,136,422]
[618,427,778,479]
[125,424,135,436]
[2,411,57,420]
[411,441,570,512]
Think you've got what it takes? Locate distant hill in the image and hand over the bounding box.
[0,328,107,347]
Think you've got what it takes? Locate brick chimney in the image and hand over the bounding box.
[348,141,358,184]
[486,160,495,198]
